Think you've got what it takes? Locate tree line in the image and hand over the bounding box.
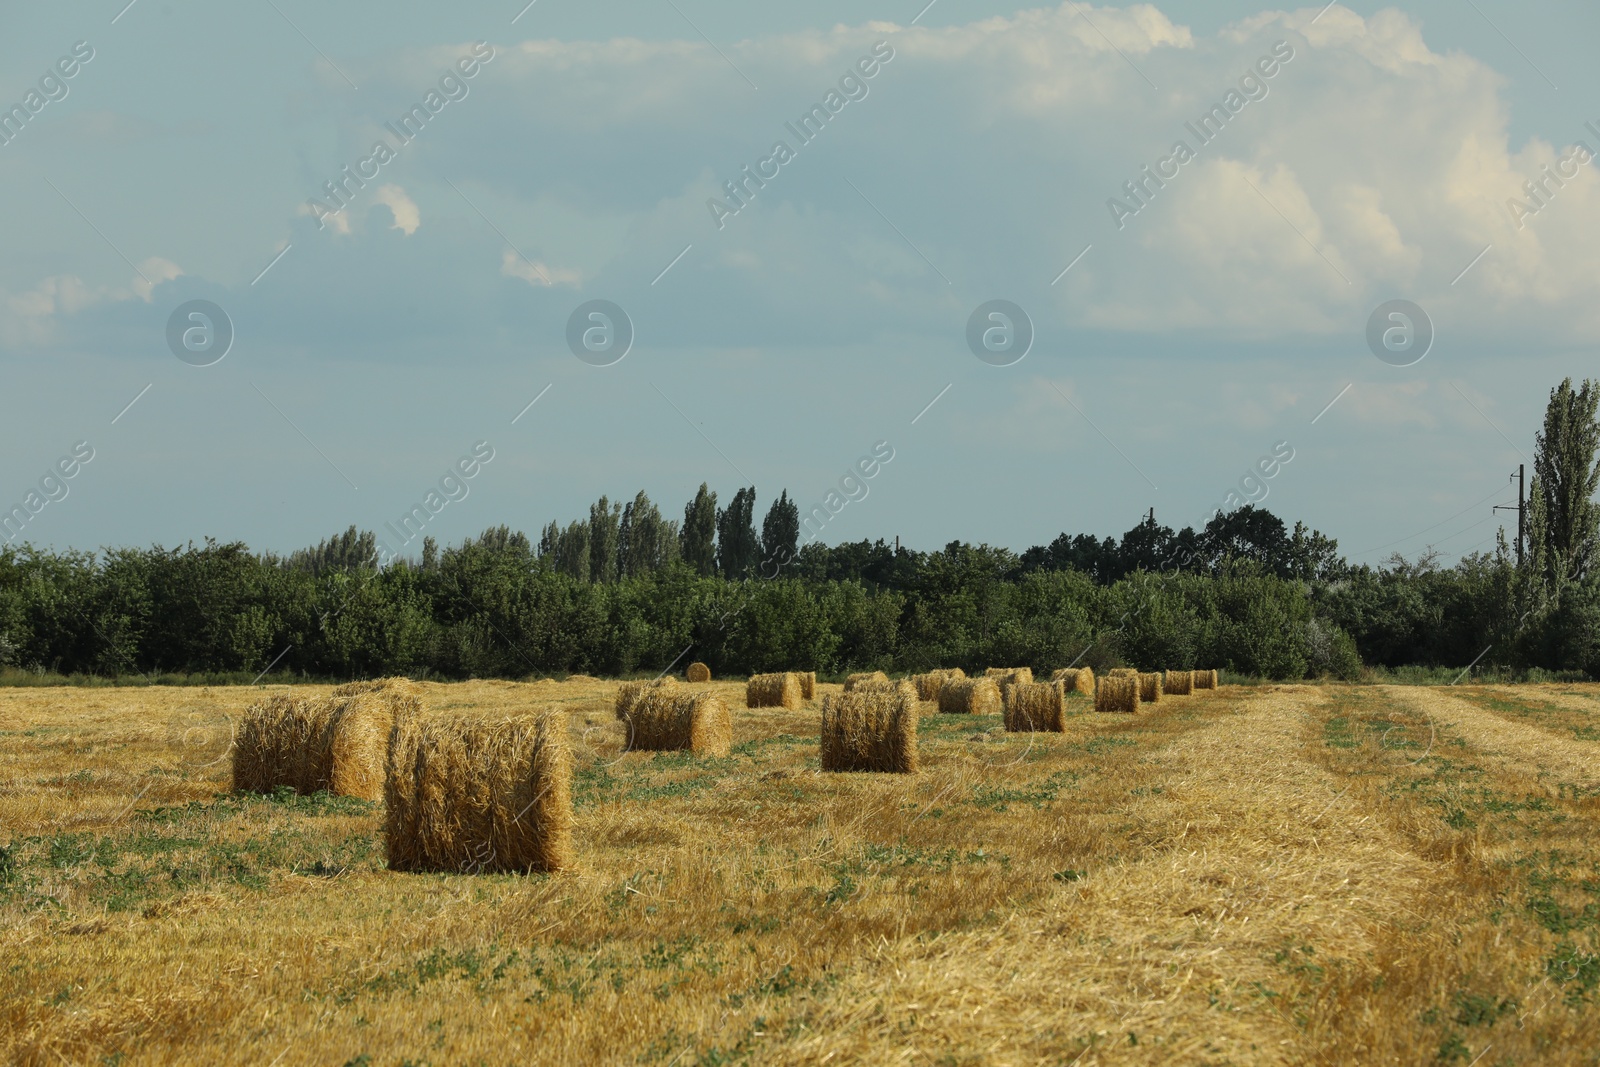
[1,381,1595,684]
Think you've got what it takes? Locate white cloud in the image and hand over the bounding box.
[373,184,420,236]
[499,248,581,287]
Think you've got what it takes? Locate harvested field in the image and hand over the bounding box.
[4,678,1600,1064]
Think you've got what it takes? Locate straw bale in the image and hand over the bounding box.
[844,671,891,692]
[1095,674,1140,714]
[797,671,817,701]
[622,688,732,756]
[614,675,679,720]
[1107,668,1139,678]
[1050,667,1096,696]
[1139,672,1164,704]
[820,680,918,773]
[747,672,803,710]
[233,692,398,801]
[1165,669,1194,696]
[937,676,1003,715]
[911,668,964,702]
[686,662,712,683]
[385,709,572,873]
[1004,680,1067,732]
[1194,669,1220,690]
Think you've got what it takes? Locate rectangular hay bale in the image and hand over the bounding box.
[385,710,572,873]
[820,680,918,773]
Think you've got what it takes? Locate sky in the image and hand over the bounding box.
[2,0,1598,569]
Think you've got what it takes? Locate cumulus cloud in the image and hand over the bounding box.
[373,185,420,235]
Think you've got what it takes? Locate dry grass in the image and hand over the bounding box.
[232,691,403,802]
[746,673,803,710]
[385,709,572,874]
[5,678,1600,1064]
[844,671,890,692]
[1003,680,1067,732]
[614,676,679,720]
[1139,671,1164,704]
[1095,673,1140,714]
[1164,669,1194,696]
[936,676,1002,715]
[819,680,918,773]
[685,662,711,683]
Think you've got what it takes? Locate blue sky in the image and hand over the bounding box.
[2,1,1598,568]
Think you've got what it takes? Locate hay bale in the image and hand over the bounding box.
[233,691,401,801]
[844,670,890,692]
[622,688,732,756]
[986,667,1034,704]
[331,676,419,698]
[1194,669,1219,690]
[1139,672,1163,704]
[746,672,803,710]
[937,676,1002,715]
[1107,668,1138,678]
[1004,680,1067,732]
[614,675,680,720]
[1094,674,1140,714]
[385,709,572,873]
[686,662,712,683]
[797,671,817,701]
[1050,667,1095,696]
[820,680,918,773]
[911,668,964,702]
[1164,669,1193,696]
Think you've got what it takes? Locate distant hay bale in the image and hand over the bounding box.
[820,680,918,773]
[1095,674,1140,714]
[233,691,402,801]
[385,709,572,873]
[844,670,891,692]
[332,677,420,698]
[1005,680,1067,732]
[986,667,1034,704]
[1107,668,1138,678]
[686,662,712,683]
[1139,672,1164,704]
[615,675,680,720]
[746,672,803,710]
[911,668,964,702]
[797,671,817,701]
[1194,669,1220,690]
[937,676,1003,715]
[622,688,732,756]
[1051,667,1096,696]
[1165,669,1194,696]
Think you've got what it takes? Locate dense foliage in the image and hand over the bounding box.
[3,379,1595,683]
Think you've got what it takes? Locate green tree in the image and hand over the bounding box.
[618,491,679,578]
[716,487,759,580]
[1528,377,1600,587]
[681,483,718,576]
[761,490,800,573]
[589,496,622,583]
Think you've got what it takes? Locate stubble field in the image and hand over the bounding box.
[2,677,1599,1065]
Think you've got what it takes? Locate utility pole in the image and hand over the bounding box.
[1493,464,1527,563]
